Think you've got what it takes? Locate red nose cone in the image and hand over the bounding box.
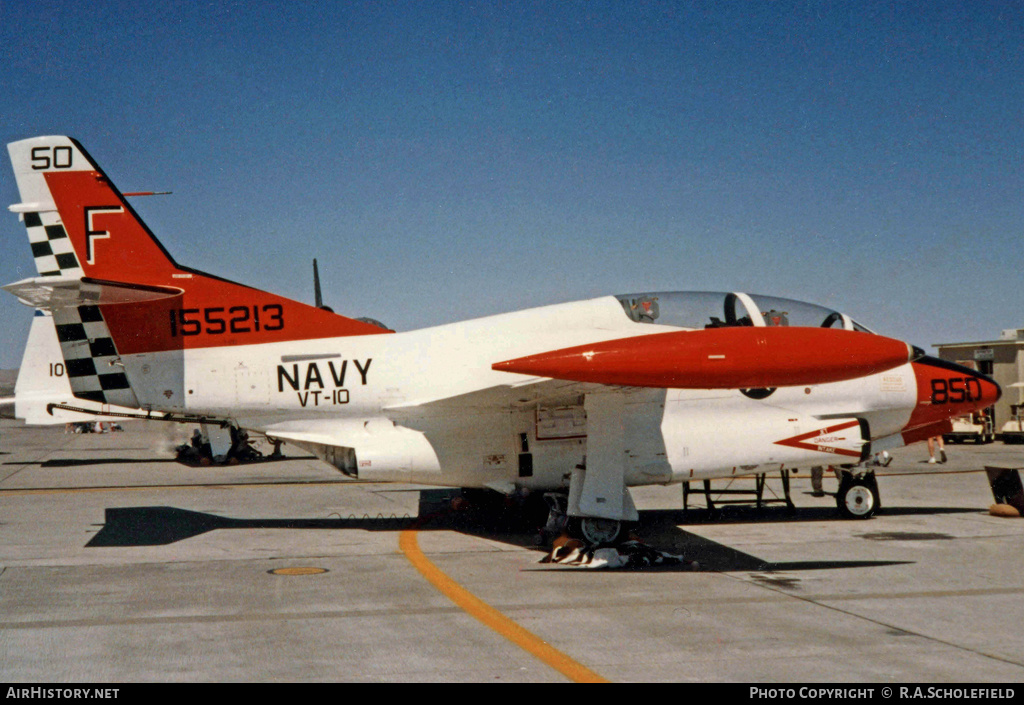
[904,357,1002,440]
[493,327,913,389]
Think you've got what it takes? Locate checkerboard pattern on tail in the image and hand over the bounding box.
[23,211,84,278]
[52,304,139,408]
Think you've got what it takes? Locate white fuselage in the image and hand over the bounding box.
[120,296,919,490]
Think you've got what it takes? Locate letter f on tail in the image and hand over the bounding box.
[5,136,391,410]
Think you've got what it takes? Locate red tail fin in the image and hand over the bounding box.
[9,136,389,356]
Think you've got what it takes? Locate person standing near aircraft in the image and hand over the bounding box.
[927,435,947,464]
[810,465,826,496]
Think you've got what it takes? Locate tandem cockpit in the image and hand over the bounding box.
[616,291,877,333]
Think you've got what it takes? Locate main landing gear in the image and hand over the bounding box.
[835,470,881,519]
[538,492,630,547]
[577,516,623,546]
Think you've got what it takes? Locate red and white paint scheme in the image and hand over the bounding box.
[3,136,1000,540]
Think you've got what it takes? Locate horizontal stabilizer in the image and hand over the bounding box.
[3,276,181,310]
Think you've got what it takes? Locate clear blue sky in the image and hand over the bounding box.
[1,1,1022,368]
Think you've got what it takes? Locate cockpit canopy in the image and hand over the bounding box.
[615,291,874,333]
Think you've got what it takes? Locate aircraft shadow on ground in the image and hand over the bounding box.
[42,458,184,467]
[85,490,924,573]
[3,454,318,468]
[173,454,318,469]
[86,506,414,548]
[673,503,980,524]
[85,491,536,549]
[629,510,915,573]
[2,458,182,467]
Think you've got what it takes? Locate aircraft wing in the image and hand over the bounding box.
[264,417,443,480]
[382,376,604,414]
[264,377,607,477]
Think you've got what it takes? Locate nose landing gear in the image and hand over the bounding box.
[836,470,881,519]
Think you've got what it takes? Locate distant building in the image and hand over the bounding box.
[934,328,1024,431]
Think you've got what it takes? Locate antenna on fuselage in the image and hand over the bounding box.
[313,258,322,308]
[313,258,333,312]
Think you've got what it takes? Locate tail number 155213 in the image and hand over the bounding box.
[169,304,283,337]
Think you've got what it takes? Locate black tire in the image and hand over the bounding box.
[576,517,623,546]
[837,476,878,519]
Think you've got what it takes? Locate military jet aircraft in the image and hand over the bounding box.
[2,136,1000,542]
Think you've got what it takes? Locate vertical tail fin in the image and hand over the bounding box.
[8,136,389,352]
[9,136,180,283]
[8,137,89,279]
[7,136,390,410]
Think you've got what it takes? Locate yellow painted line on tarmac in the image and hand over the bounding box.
[399,523,608,683]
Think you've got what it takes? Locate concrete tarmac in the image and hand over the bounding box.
[1,419,1022,683]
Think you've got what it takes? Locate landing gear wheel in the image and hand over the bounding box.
[836,475,879,519]
[579,517,622,546]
